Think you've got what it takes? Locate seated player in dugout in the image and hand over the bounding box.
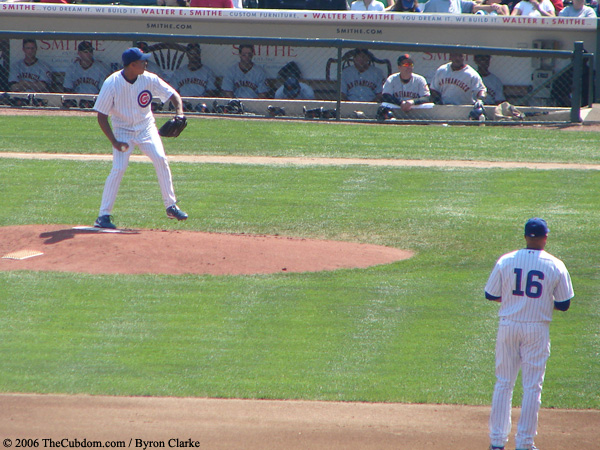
[473,54,505,105]
[168,43,219,102]
[381,53,430,112]
[8,38,53,93]
[274,61,315,100]
[62,41,111,96]
[341,48,385,103]
[275,77,315,100]
[429,53,487,105]
[221,44,269,99]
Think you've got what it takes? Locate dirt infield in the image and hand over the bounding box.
[2,393,600,450]
[2,114,599,449]
[0,225,412,275]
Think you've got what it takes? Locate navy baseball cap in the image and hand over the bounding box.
[397,54,414,66]
[122,47,151,66]
[524,218,549,237]
[283,77,300,98]
[78,41,94,53]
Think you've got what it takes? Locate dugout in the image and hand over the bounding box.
[0,4,595,123]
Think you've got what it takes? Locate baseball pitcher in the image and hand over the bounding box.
[93,47,188,229]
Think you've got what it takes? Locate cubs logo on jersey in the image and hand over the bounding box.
[95,70,176,132]
[138,90,152,108]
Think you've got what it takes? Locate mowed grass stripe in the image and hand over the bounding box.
[1,115,600,163]
[0,121,598,409]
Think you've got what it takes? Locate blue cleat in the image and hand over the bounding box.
[166,204,188,221]
[94,215,116,229]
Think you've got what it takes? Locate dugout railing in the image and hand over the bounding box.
[0,31,591,124]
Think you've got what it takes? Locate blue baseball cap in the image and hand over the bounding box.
[524,218,549,237]
[283,77,301,98]
[122,47,151,67]
[397,53,414,66]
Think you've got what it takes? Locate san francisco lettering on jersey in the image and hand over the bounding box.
[436,77,470,93]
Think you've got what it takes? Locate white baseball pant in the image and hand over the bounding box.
[99,126,177,216]
[489,319,550,449]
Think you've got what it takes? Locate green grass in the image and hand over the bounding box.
[0,117,599,409]
[1,115,600,163]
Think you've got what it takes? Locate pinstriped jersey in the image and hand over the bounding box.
[94,70,176,133]
[485,248,573,322]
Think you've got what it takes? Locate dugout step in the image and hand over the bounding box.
[580,104,600,124]
[0,92,574,122]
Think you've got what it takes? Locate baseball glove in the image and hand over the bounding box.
[158,116,187,138]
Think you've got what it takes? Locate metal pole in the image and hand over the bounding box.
[586,54,594,107]
[571,41,584,123]
[595,27,600,103]
[335,45,342,121]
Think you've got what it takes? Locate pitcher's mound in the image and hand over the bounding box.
[0,225,413,275]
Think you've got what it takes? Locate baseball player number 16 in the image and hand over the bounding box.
[512,268,544,298]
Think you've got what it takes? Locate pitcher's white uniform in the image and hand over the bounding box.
[485,248,573,449]
[94,70,178,215]
[430,62,486,105]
